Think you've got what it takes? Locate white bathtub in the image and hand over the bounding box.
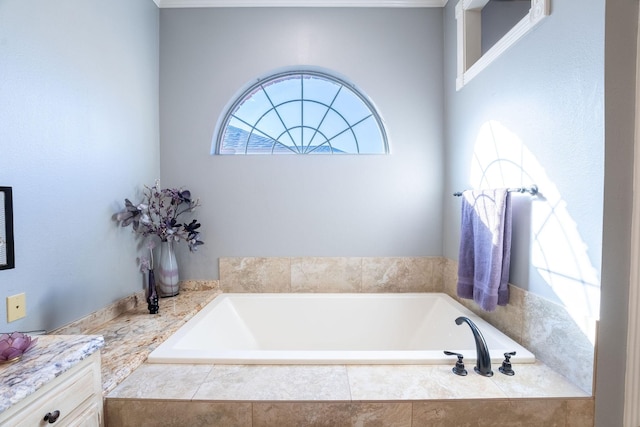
[148,293,535,365]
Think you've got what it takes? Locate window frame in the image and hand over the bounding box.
[456,0,550,90]
[212,69,389,155]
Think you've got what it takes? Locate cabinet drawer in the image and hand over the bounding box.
[60,399,102,427]
[1,354,101,427]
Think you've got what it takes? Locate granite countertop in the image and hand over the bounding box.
[0,334,104,414]
[1,284,221,418]
[87,288,220,393]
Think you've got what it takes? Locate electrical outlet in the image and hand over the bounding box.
[7,293,26,322]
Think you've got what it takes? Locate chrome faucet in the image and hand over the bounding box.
[455,316,493,377]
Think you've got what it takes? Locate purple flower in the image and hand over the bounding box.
[183,219,201,233]
[187,234,204,252]
[183,219,204,251]
[180,190,191,204]
[115,181,205,259]
[139,256,152,272]
[115,199,143,229]
[145,238,157,251]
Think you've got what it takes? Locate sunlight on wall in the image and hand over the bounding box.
[469,120,600,343]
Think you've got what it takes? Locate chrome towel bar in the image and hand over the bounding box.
[453,185,538,197]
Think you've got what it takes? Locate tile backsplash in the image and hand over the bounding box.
[219,256,443,293]
[219,256,595,394]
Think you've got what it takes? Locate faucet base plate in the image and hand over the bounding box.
[474,367,494,377]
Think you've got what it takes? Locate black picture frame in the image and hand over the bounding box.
[0,187,15,270]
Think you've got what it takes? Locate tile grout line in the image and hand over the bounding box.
[344,364,354,403]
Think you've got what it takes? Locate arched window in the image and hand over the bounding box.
[213,70,388,155]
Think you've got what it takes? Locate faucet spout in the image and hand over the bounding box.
[455,316,493,377]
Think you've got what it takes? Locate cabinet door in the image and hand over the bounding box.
[61,399,102,427]
[0,354,102,427]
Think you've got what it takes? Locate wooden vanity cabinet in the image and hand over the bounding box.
[0,352,103,427]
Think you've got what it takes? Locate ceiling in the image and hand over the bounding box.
[152,0,448,7]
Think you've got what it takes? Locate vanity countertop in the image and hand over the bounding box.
[0,284,220,418]
[0,334,104,414]
[87,288,220,393]
[47,283,221,394]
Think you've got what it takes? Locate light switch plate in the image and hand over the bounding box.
[7,293,26,322]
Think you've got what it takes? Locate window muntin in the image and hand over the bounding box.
[215,70,388,155]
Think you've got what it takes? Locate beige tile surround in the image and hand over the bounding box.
[220,256,595,395]
[107,363,591,426]
[106,399,592,427]
[101,256,595,426]
[219,256,443,293]
[441,258,596,396]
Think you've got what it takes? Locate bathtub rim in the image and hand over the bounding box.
[147,292,535,365]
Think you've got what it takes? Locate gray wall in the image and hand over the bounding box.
[159,8,444,279]
[443,0,604,308]
[443,0,636,424]
[0,0,159,332]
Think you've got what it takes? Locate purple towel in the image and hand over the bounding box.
[457,189,512,311]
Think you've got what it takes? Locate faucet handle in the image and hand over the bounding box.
[499,351,516,376]
[444,351,468,376]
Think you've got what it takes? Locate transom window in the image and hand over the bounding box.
[214,70,388,155]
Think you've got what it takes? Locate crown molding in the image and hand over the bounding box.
[153,0,448,7]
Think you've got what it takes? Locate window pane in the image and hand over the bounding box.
[303,75,340,105]
[215,70,388,155]
[247,131,276,154]
[332,89,371,124]
[331,131,357,153]
[318,110,349,139]
[234,90,270,126]
[353,118,386,154]
[263,75,301,107]
[255,109,286,140]
[273,101,301,134]
[302,101,328,130]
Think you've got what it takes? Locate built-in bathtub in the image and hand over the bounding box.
[148,292,534,365]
